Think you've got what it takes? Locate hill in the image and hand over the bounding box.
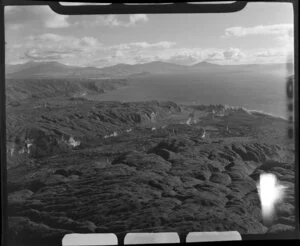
[6,61,185,79]
[6,77,128,107]
[91,61,187,77]
[6,61,294,79]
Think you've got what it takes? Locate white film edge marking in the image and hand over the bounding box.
[186,231,242,242]
[62,233,118,246]
[62,231,241,245]
[124,233,180,244]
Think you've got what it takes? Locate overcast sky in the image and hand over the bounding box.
[5,2,294,67]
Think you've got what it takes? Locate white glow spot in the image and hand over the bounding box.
[257,173,287,224]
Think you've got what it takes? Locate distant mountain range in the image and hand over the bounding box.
[6,60,294,79]
[6,61,110,79]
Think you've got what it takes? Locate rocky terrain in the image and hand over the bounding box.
[4,65,296,245]
[6,95,296,245]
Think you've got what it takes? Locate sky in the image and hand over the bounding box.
[5,2,294,68]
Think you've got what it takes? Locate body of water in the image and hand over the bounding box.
[92,71,288,118]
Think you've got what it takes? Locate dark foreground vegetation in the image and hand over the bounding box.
[6,97,295,245]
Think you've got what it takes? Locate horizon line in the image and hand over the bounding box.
[6,59,294,70]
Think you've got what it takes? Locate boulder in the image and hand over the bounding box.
[210,172,232,186]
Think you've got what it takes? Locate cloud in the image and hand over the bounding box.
[6,34,177,66]
[159,48,246,65]
[24,49,71,60]
[160,49,203,65]
[6,31,291,67]
[223,24,293,38]
[129,14,148,25]
[5,6,70,29]
[254,49,285,58]
[13,33,101,62]
[160,47,290,66]
[113,41,176,50]
[222,24,294,58]
[223,48,246,61]
[102,14,148,27]
[249,48,292,64]
[79,14,149,27]
[5,6,148,29]
[91,41,176,67]
[164,54,200,66]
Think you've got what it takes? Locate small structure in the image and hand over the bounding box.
[199,128,206,139]
[187,111,196,125]
[216,110,225,117]
[24,139,34,154]
[126,128,132,133]
[68,137,81,147]
[186,118,192,125]
[7,142,15,156]
[104,131,118,139]
[150,112,156,124]
[10,147,15,156]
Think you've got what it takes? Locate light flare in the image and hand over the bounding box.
[257,173,287,224]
